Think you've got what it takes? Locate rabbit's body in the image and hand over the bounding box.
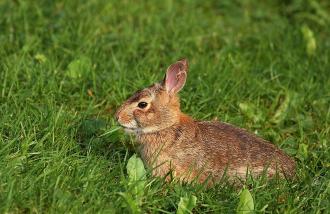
[138,113,295,183]
[116,59,296,184]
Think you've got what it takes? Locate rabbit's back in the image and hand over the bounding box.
[197,121,295,177]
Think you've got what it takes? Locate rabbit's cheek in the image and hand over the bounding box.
[133,109,142,116]
[147,112,155,120]
[133,110,144,123]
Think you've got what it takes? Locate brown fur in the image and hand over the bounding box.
[115,59,296,184]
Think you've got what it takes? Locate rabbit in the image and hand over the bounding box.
[115,59,296,184]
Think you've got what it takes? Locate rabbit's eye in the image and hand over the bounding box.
[137,102,148,109]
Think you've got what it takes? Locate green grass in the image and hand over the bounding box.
[0,0,329,213]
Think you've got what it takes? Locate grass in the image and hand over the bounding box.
[0,0,329,213]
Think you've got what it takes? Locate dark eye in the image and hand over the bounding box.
[137,102,148,109]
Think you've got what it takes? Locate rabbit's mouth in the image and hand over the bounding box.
[118,120,138,129]
[119,123,140,133]
[119,121,159,134]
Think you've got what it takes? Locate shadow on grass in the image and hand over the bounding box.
[75,118,131,158]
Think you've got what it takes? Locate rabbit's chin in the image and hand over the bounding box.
[123,127,139,133]
[119,119,162,134]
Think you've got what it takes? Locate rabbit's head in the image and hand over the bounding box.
[115,59,188,134]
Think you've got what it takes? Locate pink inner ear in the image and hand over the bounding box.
[165,62,187,94]
[166,64,179,89]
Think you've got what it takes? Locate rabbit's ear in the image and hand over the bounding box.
[163,59,188,94]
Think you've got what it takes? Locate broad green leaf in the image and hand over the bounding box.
[301,25,316,56]
[239,102,263,122]
[127,154,146,182]
[34,53,47,63]
[66,56,92,79]
[119,155,146,214]
[127,154,146,200]
[237,188,254,214]
[271,92,297,124]
[297,143,308,161]
[177,195,197,214]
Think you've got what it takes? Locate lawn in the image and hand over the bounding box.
[0,0,329,213]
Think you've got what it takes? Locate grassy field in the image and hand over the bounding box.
[0,0,329,213]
